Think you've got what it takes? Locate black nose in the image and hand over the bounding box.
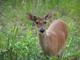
[39,28,45,33]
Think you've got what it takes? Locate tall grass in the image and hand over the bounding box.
[0,0,80,60]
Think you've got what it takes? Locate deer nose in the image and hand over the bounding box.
[39,28,45,33]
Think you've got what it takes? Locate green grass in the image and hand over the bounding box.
[0,0,80,60]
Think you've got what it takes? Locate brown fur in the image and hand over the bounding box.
[39,20,68,56]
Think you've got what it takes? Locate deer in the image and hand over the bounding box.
[27,13,68,57]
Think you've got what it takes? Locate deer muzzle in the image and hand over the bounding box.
[39,27,45,33]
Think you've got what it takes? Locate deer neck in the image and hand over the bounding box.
[39,31,46,41]
[39,31,48,47]
[38,30,50,41]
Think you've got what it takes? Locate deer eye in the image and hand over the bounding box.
[44,21,46,24]
[36,22,39,24]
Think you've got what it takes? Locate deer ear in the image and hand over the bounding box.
[27,13,37,21]
[44,13,52,20]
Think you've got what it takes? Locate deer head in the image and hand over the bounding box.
[27,13,51,33]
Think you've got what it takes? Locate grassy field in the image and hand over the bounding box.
[0,0,80,60]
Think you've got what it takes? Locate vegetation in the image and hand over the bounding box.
[0,0,80,60]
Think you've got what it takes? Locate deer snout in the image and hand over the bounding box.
[39,27,45,33]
